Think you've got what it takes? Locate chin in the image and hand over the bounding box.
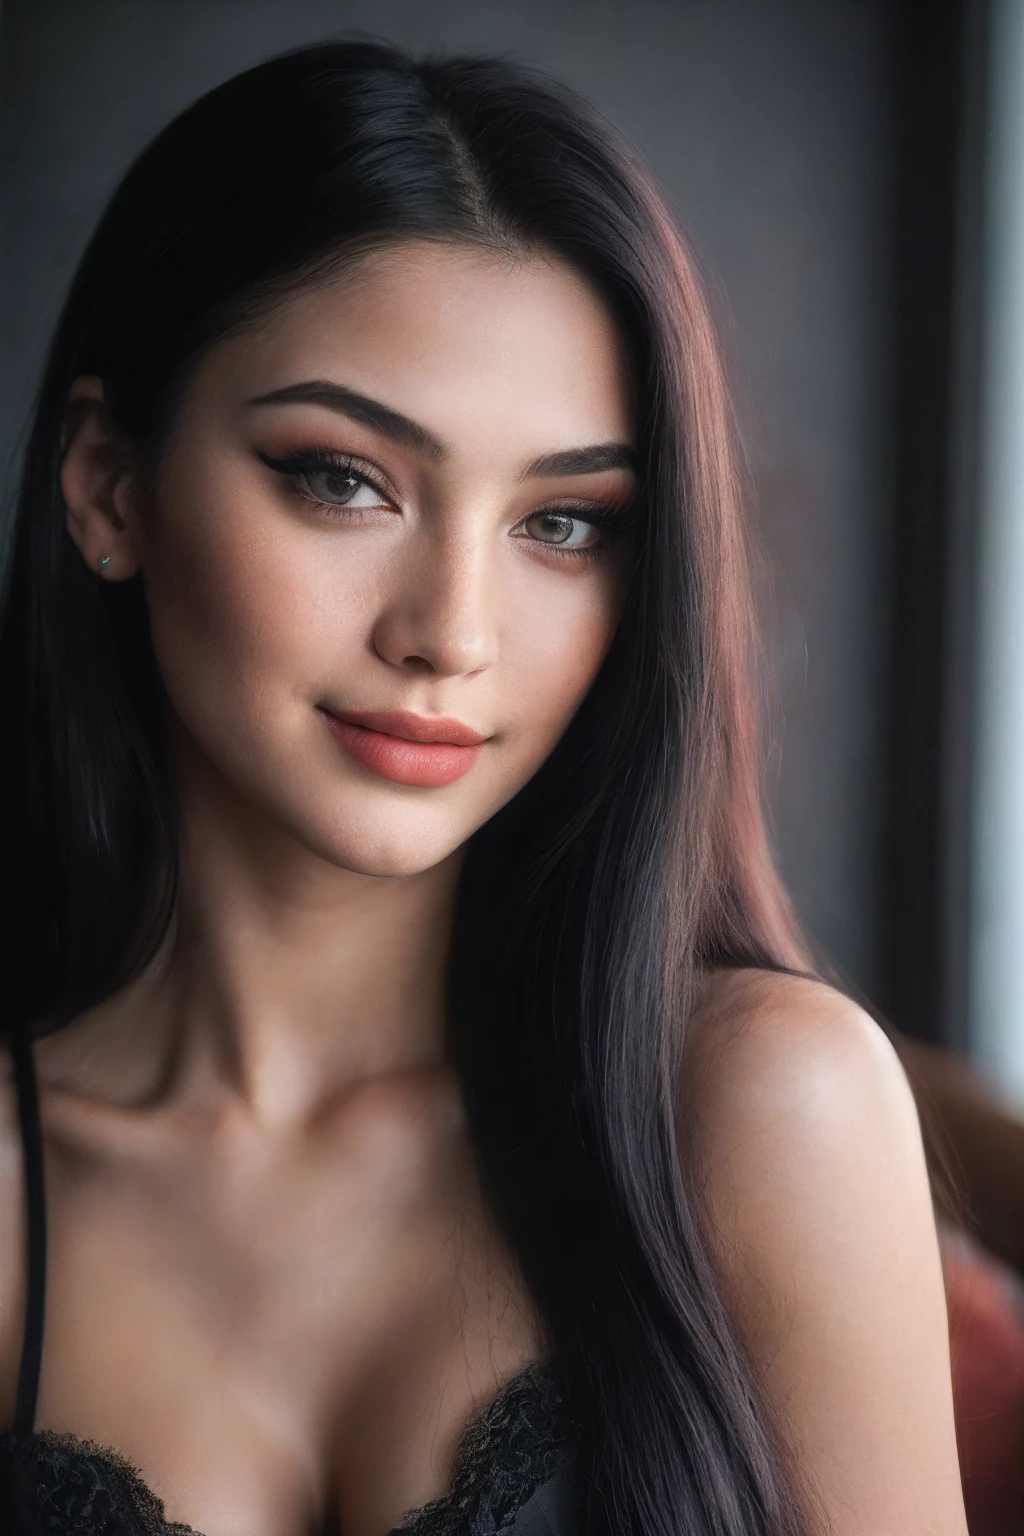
[296,806,472,881]
[280,763,524,881]
[331,844,457,881]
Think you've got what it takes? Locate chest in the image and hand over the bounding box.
[15,1110,542,1536]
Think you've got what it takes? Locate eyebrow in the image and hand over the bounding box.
[248,379,637,479]
[523,444,637,478]
[247,381,447,459]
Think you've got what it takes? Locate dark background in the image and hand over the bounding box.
[0,0,978,1042]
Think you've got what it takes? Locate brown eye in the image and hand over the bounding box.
[522,511,599,549]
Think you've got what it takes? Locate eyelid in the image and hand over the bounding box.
[522,497,635,530]
[510,502,634,565]
[258,447,400,504]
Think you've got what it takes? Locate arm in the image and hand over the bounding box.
[683,972,967,1536]
[0,1049,26,1428]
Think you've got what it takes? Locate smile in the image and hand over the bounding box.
[319,707,486,788]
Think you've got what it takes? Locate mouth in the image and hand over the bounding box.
[319,707,487,788]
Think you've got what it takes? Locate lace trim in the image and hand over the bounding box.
[397,1365,570,1536]
[0,1367,569,1536]
[0,1429,197,1534]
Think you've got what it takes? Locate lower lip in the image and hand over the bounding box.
[322,713,482,788]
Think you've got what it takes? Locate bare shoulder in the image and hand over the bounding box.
[679,966,929,1321]
[681,969,916,1181]
[681,970,966,1535]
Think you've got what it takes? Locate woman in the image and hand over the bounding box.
[0,40,965,1536]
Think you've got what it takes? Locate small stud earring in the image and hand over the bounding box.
[97,554,111,573]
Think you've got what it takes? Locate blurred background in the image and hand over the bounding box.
[0,0,1012,1081]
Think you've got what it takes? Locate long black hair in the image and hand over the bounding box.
[0,41,811,1536]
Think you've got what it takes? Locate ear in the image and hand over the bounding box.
[61,376,142,580]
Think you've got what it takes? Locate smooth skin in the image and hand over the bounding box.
[0,242,966,1536]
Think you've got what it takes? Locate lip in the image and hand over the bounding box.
[319,707,487,788]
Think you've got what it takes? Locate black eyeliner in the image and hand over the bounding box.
[257,447,395,507]
[258,448,358,474]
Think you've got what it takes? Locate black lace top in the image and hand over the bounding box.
[0,1034,578,1536]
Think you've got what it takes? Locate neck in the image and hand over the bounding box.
[50,750,462,1125]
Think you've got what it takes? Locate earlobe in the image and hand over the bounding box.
[61,375,142,581]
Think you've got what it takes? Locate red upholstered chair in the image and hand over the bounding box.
[897,1038,1024,1534]
[945,1233,1024,1535]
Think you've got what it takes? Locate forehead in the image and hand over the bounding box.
[198,240,634,456]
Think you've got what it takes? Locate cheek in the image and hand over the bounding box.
[501,563,624,755]
[138,461,369,746]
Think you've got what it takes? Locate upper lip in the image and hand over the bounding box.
[322,707,489,747]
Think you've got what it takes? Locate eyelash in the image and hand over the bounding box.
[257,447,631,561]
[258,448,395,511]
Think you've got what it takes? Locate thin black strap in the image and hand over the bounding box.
[10,1031,46,1435]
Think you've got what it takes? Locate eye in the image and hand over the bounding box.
[298,466,388,509]
[519,510,602,550]
[257,451,394,512]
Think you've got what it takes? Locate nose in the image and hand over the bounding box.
[371,529,499,678]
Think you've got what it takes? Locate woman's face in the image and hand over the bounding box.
[112,242,635,876]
